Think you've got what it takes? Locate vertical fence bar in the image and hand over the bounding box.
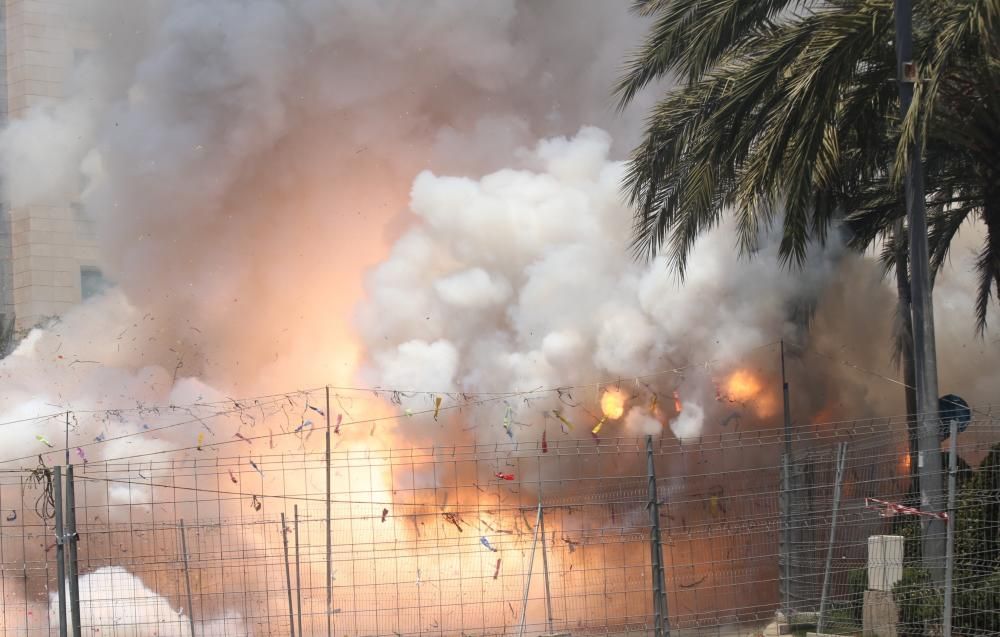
[647,435,670,637]
[65,465,81,637]
[517,502,543,637]
[54,466,67,637]
[780,340,793,619]
[325,386,333,637]
[943,417,958,637]
[538,475,554,635]
[281,512,296,637]
[179,519,197,637]
[294,504,303,637]
[818,443,848,633]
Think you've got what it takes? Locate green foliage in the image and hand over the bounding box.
[845,567,868,625]
[618,0,1000,331]
[896,443,1000,634]
[893,567,942,637]
[953,569,1000,635]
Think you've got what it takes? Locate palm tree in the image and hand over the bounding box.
[616,0,999,332]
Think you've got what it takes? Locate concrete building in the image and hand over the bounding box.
[0,0,102,346]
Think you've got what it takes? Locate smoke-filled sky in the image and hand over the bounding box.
[0,1,998,633]
[0,0,996,454]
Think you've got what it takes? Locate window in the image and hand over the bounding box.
[80,266,109,300]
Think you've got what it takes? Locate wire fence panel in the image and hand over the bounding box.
[1,413,998,637]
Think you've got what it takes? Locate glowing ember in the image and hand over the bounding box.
[725,370,762,401]
[600,389,626,420]
[673,391,682,413]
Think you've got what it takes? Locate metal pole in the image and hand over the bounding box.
[893,0,944,584]
[818,443,848,633]
[294,504,304,637]
[517,502,543,637]
[538,484,554,634]
[179,519,197,637]
[65,465,82,637]
[325,386,333,637]
[65,412,70,466]
[281,512,296,637]
[780,340,793,618]
[647,435,670,637]
[54,466,67,637]
[943,418,958,637]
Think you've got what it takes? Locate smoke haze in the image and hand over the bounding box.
[0,1,997,633]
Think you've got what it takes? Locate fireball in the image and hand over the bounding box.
[600,388,627,420]
[722,369,777,418]
[726,370,763,401]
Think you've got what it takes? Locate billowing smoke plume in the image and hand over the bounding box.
[0,0,654,399]
[0,1,996,634]
[48,567,243,637]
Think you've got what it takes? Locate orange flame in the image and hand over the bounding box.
[722,369,777,418]
[725,370,763,401]
[673,391,682,413]
[600,389,626,420]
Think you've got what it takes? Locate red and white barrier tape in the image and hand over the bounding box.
[865,497,948,521]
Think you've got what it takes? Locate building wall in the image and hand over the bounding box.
[1,0,100,333]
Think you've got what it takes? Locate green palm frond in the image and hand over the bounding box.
[619,0,1000,333]
[616,0,806,107]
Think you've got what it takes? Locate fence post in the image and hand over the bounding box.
[294,504,304,637]
[818,443,848,633]
[179,519,197,637]
[538,484,554,634]
[517,502,544,637]
[54,466,68,637]
[943,417,958,637]
[281,512,296,637]
[65,465,82,637]
[780,340,794,619]
[647,435,670,637]
[325,386,333,637]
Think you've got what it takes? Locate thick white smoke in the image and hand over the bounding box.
[48,567,243,637]
[0,2,996,635]
[358,127,853,444]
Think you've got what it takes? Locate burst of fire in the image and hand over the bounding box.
[673,390,682,413]
[600,389,626,420]
[721,369,777,418]
[725,370,763,402]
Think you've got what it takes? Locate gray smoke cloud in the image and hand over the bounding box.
[0,1,997,634]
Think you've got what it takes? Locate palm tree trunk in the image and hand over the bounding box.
[894,220,919,487]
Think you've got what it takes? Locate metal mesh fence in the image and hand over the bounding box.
[1,412,998,637]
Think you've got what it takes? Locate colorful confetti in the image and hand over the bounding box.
[197,432,204,451]
[381,508,389,523]
[5,510,15,522]
[36,435,53,448]
[495,472,515,481]
[334,414,343,435]
[76,447,87,464]
[553,410,574,433]
[433,396,443,420]
[228,469,238,484]
[592,417,605,435]
[249,459,264,479]
[294,419,313,433]
[493,558,502,579]
[443,512,463,532]
[235,432,253,446]
[480,536,497,552]
[308,405,326,417]
[251,495,262,512]
[541,430,548,453]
